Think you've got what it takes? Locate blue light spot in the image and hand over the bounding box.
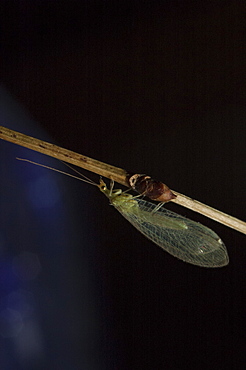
[0,308,23,338]
[12,252,41,281]
[27,174,61,209]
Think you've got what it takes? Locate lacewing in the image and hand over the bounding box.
[17,159,229,268]
[99,179,228,268]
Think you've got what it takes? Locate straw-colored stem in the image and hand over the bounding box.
[171,191,246,234]
[0,126,128,186]
[0,125,245,235]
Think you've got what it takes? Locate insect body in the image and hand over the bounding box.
[99,179,229,268]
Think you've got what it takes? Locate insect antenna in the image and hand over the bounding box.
[16,158,98,187]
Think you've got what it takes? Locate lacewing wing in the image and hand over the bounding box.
[99,180,229,268]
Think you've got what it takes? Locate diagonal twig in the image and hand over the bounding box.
[0,125,245,234]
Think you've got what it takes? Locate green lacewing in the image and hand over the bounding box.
[17,158,229,268]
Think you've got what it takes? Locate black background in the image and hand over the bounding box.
[1,1,246,369]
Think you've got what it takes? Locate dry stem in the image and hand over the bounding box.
[0,125,245,235]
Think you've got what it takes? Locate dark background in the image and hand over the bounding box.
[1,1,246,369]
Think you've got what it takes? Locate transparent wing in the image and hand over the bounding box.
[112,197,229,268]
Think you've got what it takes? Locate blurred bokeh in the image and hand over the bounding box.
[0,87,113,369]
[1,1,246,369]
